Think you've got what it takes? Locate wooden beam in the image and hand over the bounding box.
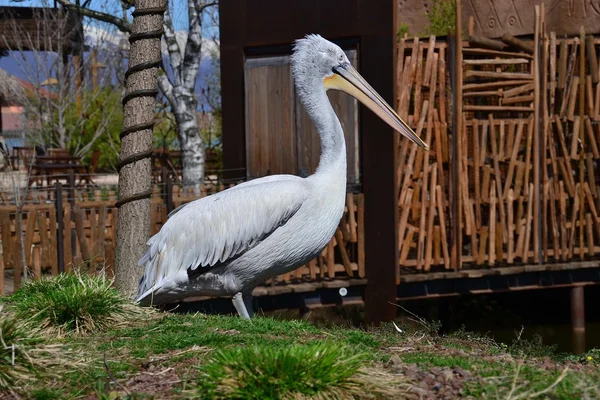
[362,0,398,325]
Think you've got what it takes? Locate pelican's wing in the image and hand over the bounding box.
[136,176,307,303]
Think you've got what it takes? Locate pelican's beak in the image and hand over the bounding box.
[325,63,428,150]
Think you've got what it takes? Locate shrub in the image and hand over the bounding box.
[424,0,456,37]
[7,272,142,335]
[197,342,367,399]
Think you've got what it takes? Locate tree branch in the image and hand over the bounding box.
[182,0,216,88]
[55,0,132,33]
[158,73,176,106]
[163,7,182,87]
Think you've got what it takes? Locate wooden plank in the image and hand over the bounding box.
[533,8,541,263]
[503,120,525,199]
[13,216,22,289]
[559,183,568,260]
[548,183,560,260]
[0,211,12,272]
[425,165,437,271]
[414,42,424,123]
[502,95,534,105]
[561,40,579,118]
[568,184,580,259]
[554,114,570,158]
[357,193,365,278]
[558,39,568,89]
[505,121,515,161]
[397,188,413,256]
[36,211,50,270]
[523,183,535,263]
[586,76,595,117]
[48,208,58,275]
[586,213,594,256]
[399,226,415,265]
[463,80,533,91]
[462,47,533,59]
[550,32,557,114]
[464,90,501,97]
[334,229,353,276]
[507,189,515,263]
[501,34,534,54]
[436,185,450,269]
[473,121,481,229]
[23,210,36,267]
[347,194,357,242]
[587,35,599,83]
[567,76,580,121]
[416,117,433,270]
[489,184,497,266]
[97,205,106,260]
[503,83,535,98]
[63,205,72,271]
[587,153,597,199]
[439,49,447,124]
[468,35,506,51]
[463,105,533,112]
[422,35,435,87]
[595,82,600,119]
[488,115,506,243]
[464,58,529,65]
[465,70,532,80]
[73,206,91,262]
[585,117,600,158]
[433,226,441,265]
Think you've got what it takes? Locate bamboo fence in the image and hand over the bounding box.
[396,8,600,275]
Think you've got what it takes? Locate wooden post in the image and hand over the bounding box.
[533,6,541,263]
[364,0,398,325]
[166,169,174,214]
[579,27,586,260]
[451,0,463,271]
[55,182,65,273]
[570,285,586,353]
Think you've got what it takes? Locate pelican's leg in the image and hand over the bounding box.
[243,291,254,319]
[232,292,252,319]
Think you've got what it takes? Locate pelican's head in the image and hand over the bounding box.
[291,34,428,150]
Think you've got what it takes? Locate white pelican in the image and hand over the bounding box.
[136,34,428,318]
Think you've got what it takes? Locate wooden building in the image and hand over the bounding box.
[219,0,400,322]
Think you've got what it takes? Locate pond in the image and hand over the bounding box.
[401,285,600,354]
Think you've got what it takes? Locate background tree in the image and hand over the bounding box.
[158,0,217,194]
[56,0,220,193]
[0,7,125,166]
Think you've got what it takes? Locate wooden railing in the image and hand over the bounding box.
[0,184,364,295]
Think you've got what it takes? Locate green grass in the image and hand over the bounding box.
[196,343,366,399]
[0,307,36,391]
[6,272,145,335]
[2,276,600,398]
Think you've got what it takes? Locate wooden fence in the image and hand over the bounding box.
[0,183,364,295]
[395,10,600,274]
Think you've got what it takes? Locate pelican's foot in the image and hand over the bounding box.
[232,291,254,319]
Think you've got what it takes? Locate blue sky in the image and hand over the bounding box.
[0,0,211,31]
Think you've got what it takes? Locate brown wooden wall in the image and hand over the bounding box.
[220,0,398,322]
[244,50,359,183]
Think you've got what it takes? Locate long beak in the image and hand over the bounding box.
[325,63,428,150]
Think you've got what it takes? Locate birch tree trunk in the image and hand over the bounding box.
[114,0,166,297]
[158,1,216,195]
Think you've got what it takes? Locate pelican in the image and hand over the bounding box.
[136,34,428,318]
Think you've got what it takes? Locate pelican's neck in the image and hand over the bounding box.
[302,86,346,175]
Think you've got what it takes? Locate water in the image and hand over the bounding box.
[400,285,600,354]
